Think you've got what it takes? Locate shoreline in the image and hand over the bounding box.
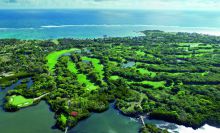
[1,25,220,40]
[116,108,220,133]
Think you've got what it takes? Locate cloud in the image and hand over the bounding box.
[1,0,220,10]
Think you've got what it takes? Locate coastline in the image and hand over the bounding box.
[1,25,220,40]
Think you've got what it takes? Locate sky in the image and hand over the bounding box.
[1,0,220,10]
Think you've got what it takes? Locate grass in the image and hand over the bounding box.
[146,54,154,58]
[47,48,79,71]
[110,76,120,80]
[109,61,118,66]
[196,49,214,53]
[202,71,209,76]
[137,68,156,78]
[141,81,165,88]
[47,50,98,90]
[82,57,104,79]
[52,39,59,45]
[136,51,145,56]
[77,74,97,90]
[198,44,212,48]
[178,43,201,47]
[67,59,98,90]
[9,95,34,107]
[60,114,67,124]
[67,60,78,74]
[176,54,192,58]
[127,79,165,89]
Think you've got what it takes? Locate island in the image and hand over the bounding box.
[0,30,220,132]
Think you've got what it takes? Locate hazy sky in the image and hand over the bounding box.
[1,0,220,10]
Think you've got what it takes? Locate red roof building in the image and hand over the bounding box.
[70,111,78,117]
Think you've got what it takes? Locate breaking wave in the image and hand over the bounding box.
[1,24,220,36]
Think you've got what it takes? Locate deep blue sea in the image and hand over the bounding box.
[1,9,220,39]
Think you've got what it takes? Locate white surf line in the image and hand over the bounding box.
[39,24,220,29]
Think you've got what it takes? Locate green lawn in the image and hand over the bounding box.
[9,95,34,107]
[196,49,214,53]
[176,54,192,58]
[47,48,79,71]
[136,51,145,56]
[146,54,154,58]
[110,76,120,80]
[128,80,165,89]
[137,68,156,78]
[82,57,104,79]
[109,61,118,66]
[60,114,67,125]
[67,60,78,74]
[77,74,97,90]
[140,81,165,88]
[178,43,201,47]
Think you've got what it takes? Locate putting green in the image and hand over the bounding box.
[9,95,34,107]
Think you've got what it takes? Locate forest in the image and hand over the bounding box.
[0,30,220,132]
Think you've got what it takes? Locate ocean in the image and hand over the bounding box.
[1,9,220,39]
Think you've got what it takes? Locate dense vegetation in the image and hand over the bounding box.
[1,31,220,131]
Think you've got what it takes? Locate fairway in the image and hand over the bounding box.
[77,74,98,90]
[60,114,67,124]
[140,81,166,88]
[110,76,120,80]
[82,57,104,79]
[137,68,156,78]
[136,51,145,56]
[67,60,78,74]
[67,59,98,90]
[47,48,79,71]
[128,80,166,89]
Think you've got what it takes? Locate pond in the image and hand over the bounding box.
[122,61,135,68]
